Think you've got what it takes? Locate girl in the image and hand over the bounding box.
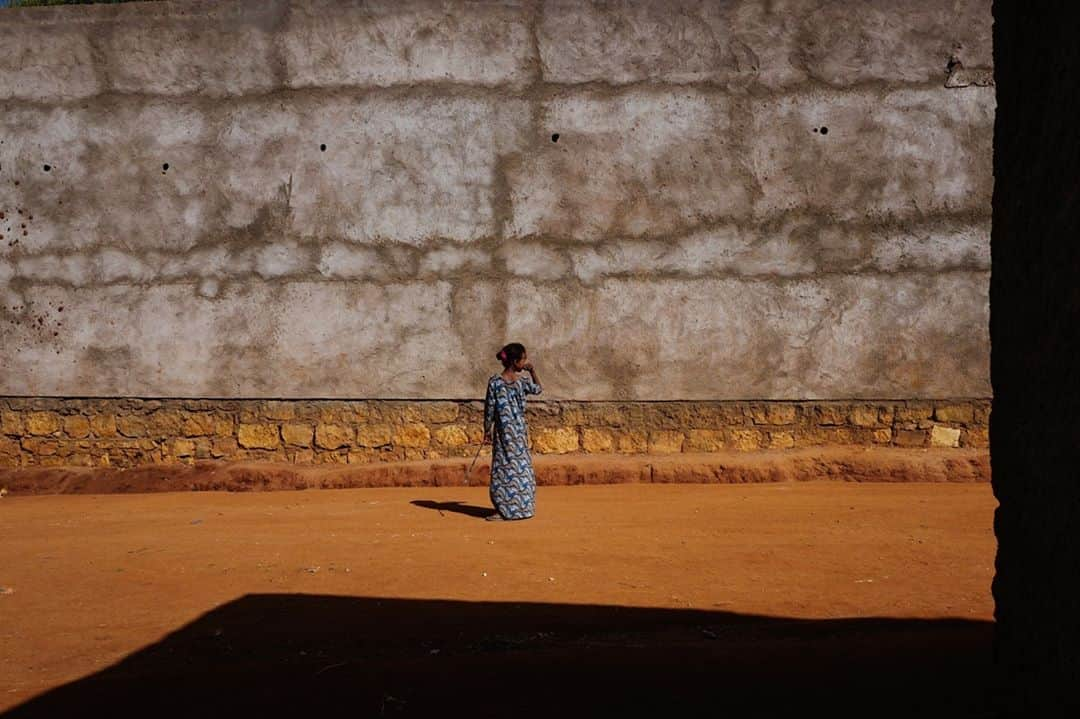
[483,342,542,521]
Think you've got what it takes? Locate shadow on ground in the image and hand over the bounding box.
[2,595,994,718]
[410,499,496,518]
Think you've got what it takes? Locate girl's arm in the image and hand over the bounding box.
[483,380,495,441]
[523,362,542,395]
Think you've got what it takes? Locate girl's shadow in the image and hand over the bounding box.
[410,500,497,519]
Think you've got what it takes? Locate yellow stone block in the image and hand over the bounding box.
[422,402,460,424]
[394,423,431,448]
[351,403,375,423]
[434,425,469,448]
[685,430,725,452]
[260,400,296,421]
[213,417,235,436]
[281,423,314,447]
[317,404,348,424]
[581,428,614,453]
[768,431,795,449]
[533,428,579,454]
[147,410,185,435]
[26,412,62,436]
[1,410,23,435]
[182,413,219,436]
[964,428,989,448]
[346,450,372,465]
[826,427,857,444]
[63,415,91,438]
[238,423,281,449]
[895,403,934,422]
[171,439,196,457]
[193,438,212,459]
[730,429,763,451]
[315,424,353,450]
[749,404,796,425]
[595,406,628,427]
[648,430,684,454]
[116,415,147,438]
[934,404,974,424]
[872,428,894,444]
[895,429,927,447]
[930,425,961,448]
[69,453,94,467]
[560,407,587,425]
[90,414,118,438]
[393,405,423,423]
[21,437,59,455]
[848,405,882,428]
[0,436,20,457]
[356,424,393,448]
[814,405,847,426]
[615,430,647,453]
[212,436,239,458]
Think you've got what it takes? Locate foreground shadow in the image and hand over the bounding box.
[410,499,496,518]
[3,595,994,718]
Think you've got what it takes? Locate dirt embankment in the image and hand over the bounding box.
[0,447,989,495]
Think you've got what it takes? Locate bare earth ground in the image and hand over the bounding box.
[0,449,996,717]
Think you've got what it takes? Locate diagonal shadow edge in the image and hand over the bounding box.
[2,594,996,717]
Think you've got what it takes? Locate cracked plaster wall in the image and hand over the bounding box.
[0,0,994,400]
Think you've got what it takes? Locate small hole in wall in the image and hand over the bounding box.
[820,126,829,135]
[43,164,51,172]
[320,144,327,152]
[162,163,170,172]
[551,133,559,143]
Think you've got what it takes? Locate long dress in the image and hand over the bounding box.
[484,373,542,519]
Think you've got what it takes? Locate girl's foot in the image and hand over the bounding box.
[485,512,504,521]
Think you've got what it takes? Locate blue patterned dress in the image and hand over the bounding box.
[484,374,542,519]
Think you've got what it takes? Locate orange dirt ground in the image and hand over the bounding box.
[0,451,997,717]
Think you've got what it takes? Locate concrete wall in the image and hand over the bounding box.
[0,0,994,401]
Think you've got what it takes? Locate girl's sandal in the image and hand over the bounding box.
[485,513,504,521]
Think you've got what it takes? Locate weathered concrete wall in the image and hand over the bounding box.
[0,0,994,400]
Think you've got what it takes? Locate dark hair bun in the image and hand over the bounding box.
[496,343,525,367]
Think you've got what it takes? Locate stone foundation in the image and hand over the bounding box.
[0,397,990,469]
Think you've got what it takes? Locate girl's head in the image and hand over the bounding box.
[496,342,527,369]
